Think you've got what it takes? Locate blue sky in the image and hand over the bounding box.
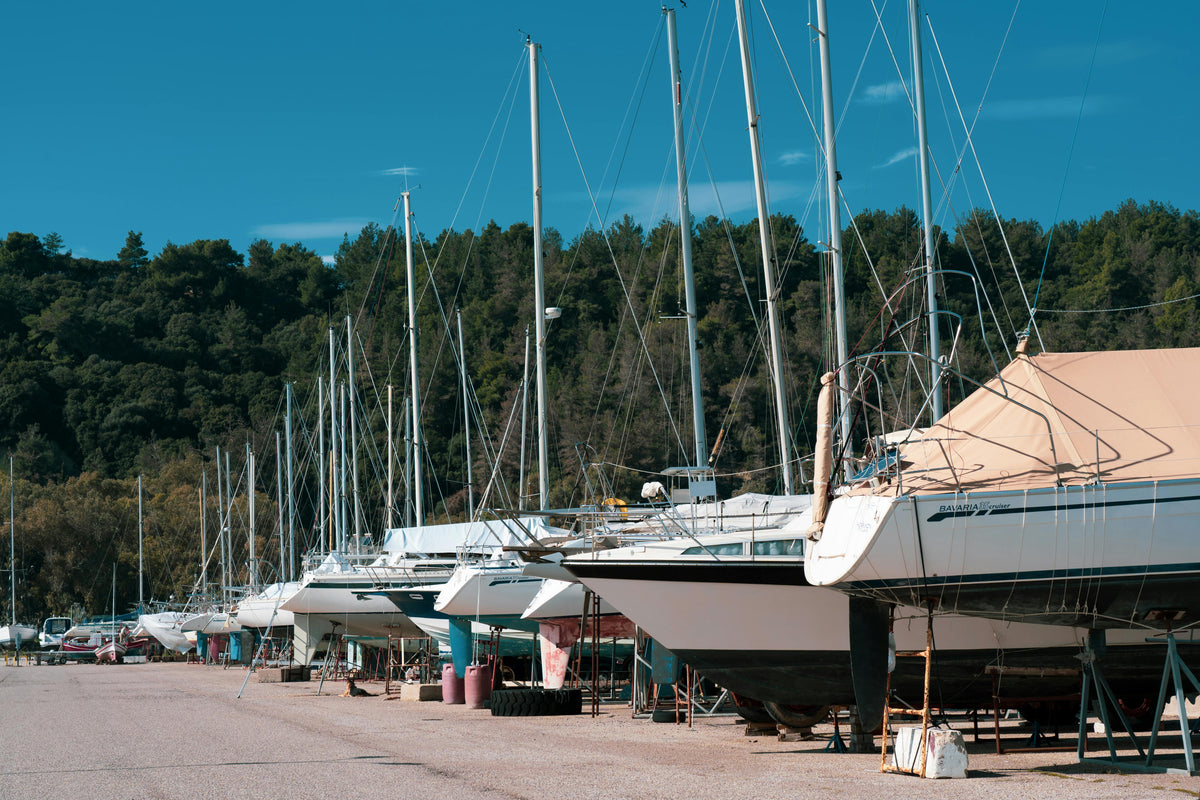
[3,1,1196,264]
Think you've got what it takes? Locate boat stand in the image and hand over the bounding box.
[1078,631,1200,776]
[824,710,848,752]
[880,616,932,776]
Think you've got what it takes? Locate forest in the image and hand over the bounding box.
[1,197,1197,624]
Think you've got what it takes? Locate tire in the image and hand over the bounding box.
[763,702,831,729]
[731,694,775,725]
[652,707,688,723]
[490,688,583,717]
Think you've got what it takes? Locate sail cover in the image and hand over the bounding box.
[873,348,1200,494]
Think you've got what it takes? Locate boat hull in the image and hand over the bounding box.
[0,624,38,649]
[805,481,1200,628]
[564,558,1199,708]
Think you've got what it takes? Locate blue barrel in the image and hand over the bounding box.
[464,665,493,709]
[442,662,465,704]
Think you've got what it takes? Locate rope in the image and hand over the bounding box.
[1035,292,1200,315]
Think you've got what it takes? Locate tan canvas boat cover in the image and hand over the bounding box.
[866,348,1200,495]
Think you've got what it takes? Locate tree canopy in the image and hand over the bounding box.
[2,198,1198,623]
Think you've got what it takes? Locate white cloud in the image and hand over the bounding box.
[779,151,810,166]
[879,147,917,168]
[860,80,907,105]
[252,219,373,240]
[321,255,336,266]
[381,167,420,177]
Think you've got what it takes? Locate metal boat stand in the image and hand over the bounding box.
[1078,630,1200,776]
[880,612,933,776]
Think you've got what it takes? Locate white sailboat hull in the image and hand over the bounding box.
[233,581,300,629]
[0,623,37,649]
[434,563,545,618]
[805,480,1200,628]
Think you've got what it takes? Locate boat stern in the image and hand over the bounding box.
[804,493,899,590]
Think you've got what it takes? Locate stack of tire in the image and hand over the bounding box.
[489,687,584,717]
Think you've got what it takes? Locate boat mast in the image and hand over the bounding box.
[248,444,257,591]
[276,432,285,583]
[909,0,942,421]
[338,384,348,549]
[137,474,143,611]
[214,446,226,607]
[529,37,550,511]
[457,309,475,519]
[386,384,395,530]
[317,376,326,552]
[8,455,14,627]
[665,7,708,471]
[200,471,207,599]
[346,315,361,552]
[404,395,413,528]
[734,0,794,494]
[403,190,425,525]
[328,328,338,548]
[284,382,295,580]
[518,326,530,511]
[223,449,232,608]
[815,0,851,457]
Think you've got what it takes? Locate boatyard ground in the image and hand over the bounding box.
[0,661,1196,799]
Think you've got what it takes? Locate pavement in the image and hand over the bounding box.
[0,661,1196,799]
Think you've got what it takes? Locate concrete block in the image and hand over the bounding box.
[399,682,443,702]
[257,666,311,683]
[777,724,815,742]
[744,722,777,736]
[891,726,969,778]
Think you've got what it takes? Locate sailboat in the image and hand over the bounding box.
[1,457,36,651]
[804,346,1200,628]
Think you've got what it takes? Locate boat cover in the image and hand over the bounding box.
[379,517,549,556]
[866,348,1200,495]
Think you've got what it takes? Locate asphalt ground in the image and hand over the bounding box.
[0,660,1196,799]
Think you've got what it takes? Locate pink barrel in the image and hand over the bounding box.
[441,663,465,705]
[464,665,493,709]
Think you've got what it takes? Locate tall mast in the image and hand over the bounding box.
[346,316,361,552]
[386,384,395,530]
[815,0,851,455]
[328,328,338,547]
[137,474,143,610]
[223,449,232,607]
[909,0,942,420]
[284,382,294,580]
[338,384,348,550]
[529,38,550,511]
[214,446,225,606]
[317,376,326,552]
[665,7,708,470]
[200,471,207,598]
[9,455,15,626]
[457,310,474,519]
[403,190,425,524]
[734,0,794,494]
[247,444,257,590]
[276,432,284,583]
[518,326,531,512]
[403,396,413,528]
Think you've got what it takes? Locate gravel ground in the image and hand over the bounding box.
[0,660,1196,799]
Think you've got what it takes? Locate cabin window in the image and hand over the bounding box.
[681,542,743,556]
[751,538,804,556]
